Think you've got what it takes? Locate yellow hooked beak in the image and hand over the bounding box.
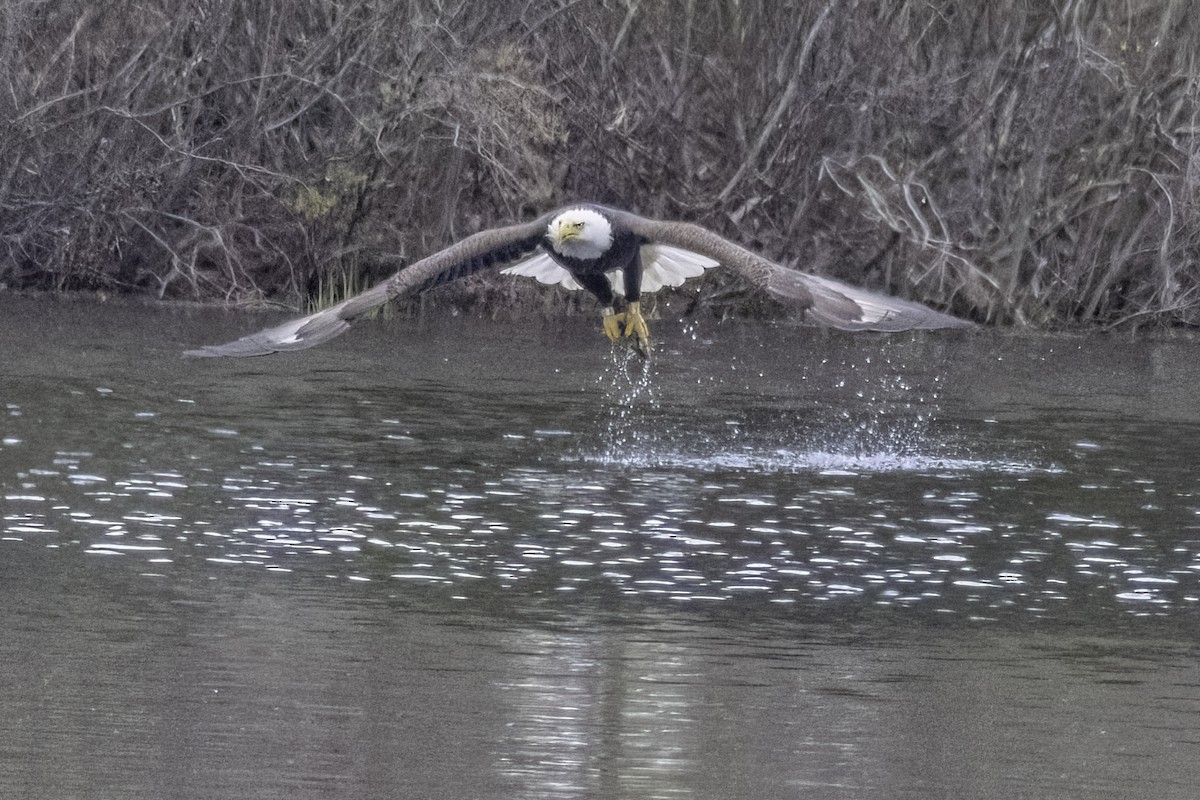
[552,220,584,244]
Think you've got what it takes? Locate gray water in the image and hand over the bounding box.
[2,294,1199,799]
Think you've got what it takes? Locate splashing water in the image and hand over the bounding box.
[797,345,968,466]
[596,345,658,463]
[582,332,1041,475]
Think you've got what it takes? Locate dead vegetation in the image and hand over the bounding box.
[2,0,1199,329]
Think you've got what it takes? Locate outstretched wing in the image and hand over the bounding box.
[606,207,971,331]
[184,214,554,357]
[787,273,972,331]
[501,243,718,296]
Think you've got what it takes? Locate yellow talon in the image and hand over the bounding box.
[601,304,650,358]
[623,302,650,343]
[602,308,624,342]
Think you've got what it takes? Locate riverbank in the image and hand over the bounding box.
[3,2,1198,329]
[10,284,1200,346]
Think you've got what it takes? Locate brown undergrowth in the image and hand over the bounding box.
[2,1,1198,330]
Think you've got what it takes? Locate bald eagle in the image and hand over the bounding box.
[184,204,970,358]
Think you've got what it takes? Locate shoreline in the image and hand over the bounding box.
[5,285,1200,342]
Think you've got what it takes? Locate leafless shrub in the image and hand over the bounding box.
[2,0,1199,329]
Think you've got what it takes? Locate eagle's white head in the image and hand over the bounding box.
[546,208,613,260]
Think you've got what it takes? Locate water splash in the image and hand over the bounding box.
[575,442,1049,475]
[596,345,659,464]
[817,346,949,456]
[581,336,1049,475]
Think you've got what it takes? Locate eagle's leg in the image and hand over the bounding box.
[574,273,626,343]
[575,271,650,357]
[619,252,650,357]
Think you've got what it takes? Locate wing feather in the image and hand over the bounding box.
[185,215,553,357]
[646,244,717,286]
[795,273,973,331]
[604,207,971,331]
[501,252,568,285]
[502,242,718,297]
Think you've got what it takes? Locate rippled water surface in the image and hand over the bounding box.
[3,295,1200,799]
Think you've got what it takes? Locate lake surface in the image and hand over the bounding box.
[2,294,1200,799]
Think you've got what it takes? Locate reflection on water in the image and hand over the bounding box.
[3,295,1200,798]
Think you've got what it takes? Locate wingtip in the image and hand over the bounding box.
[182,342,277,358]
[182,311,353,359]
[779,269,974,332]
[804,305,975,332]
[182,347,219,358]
